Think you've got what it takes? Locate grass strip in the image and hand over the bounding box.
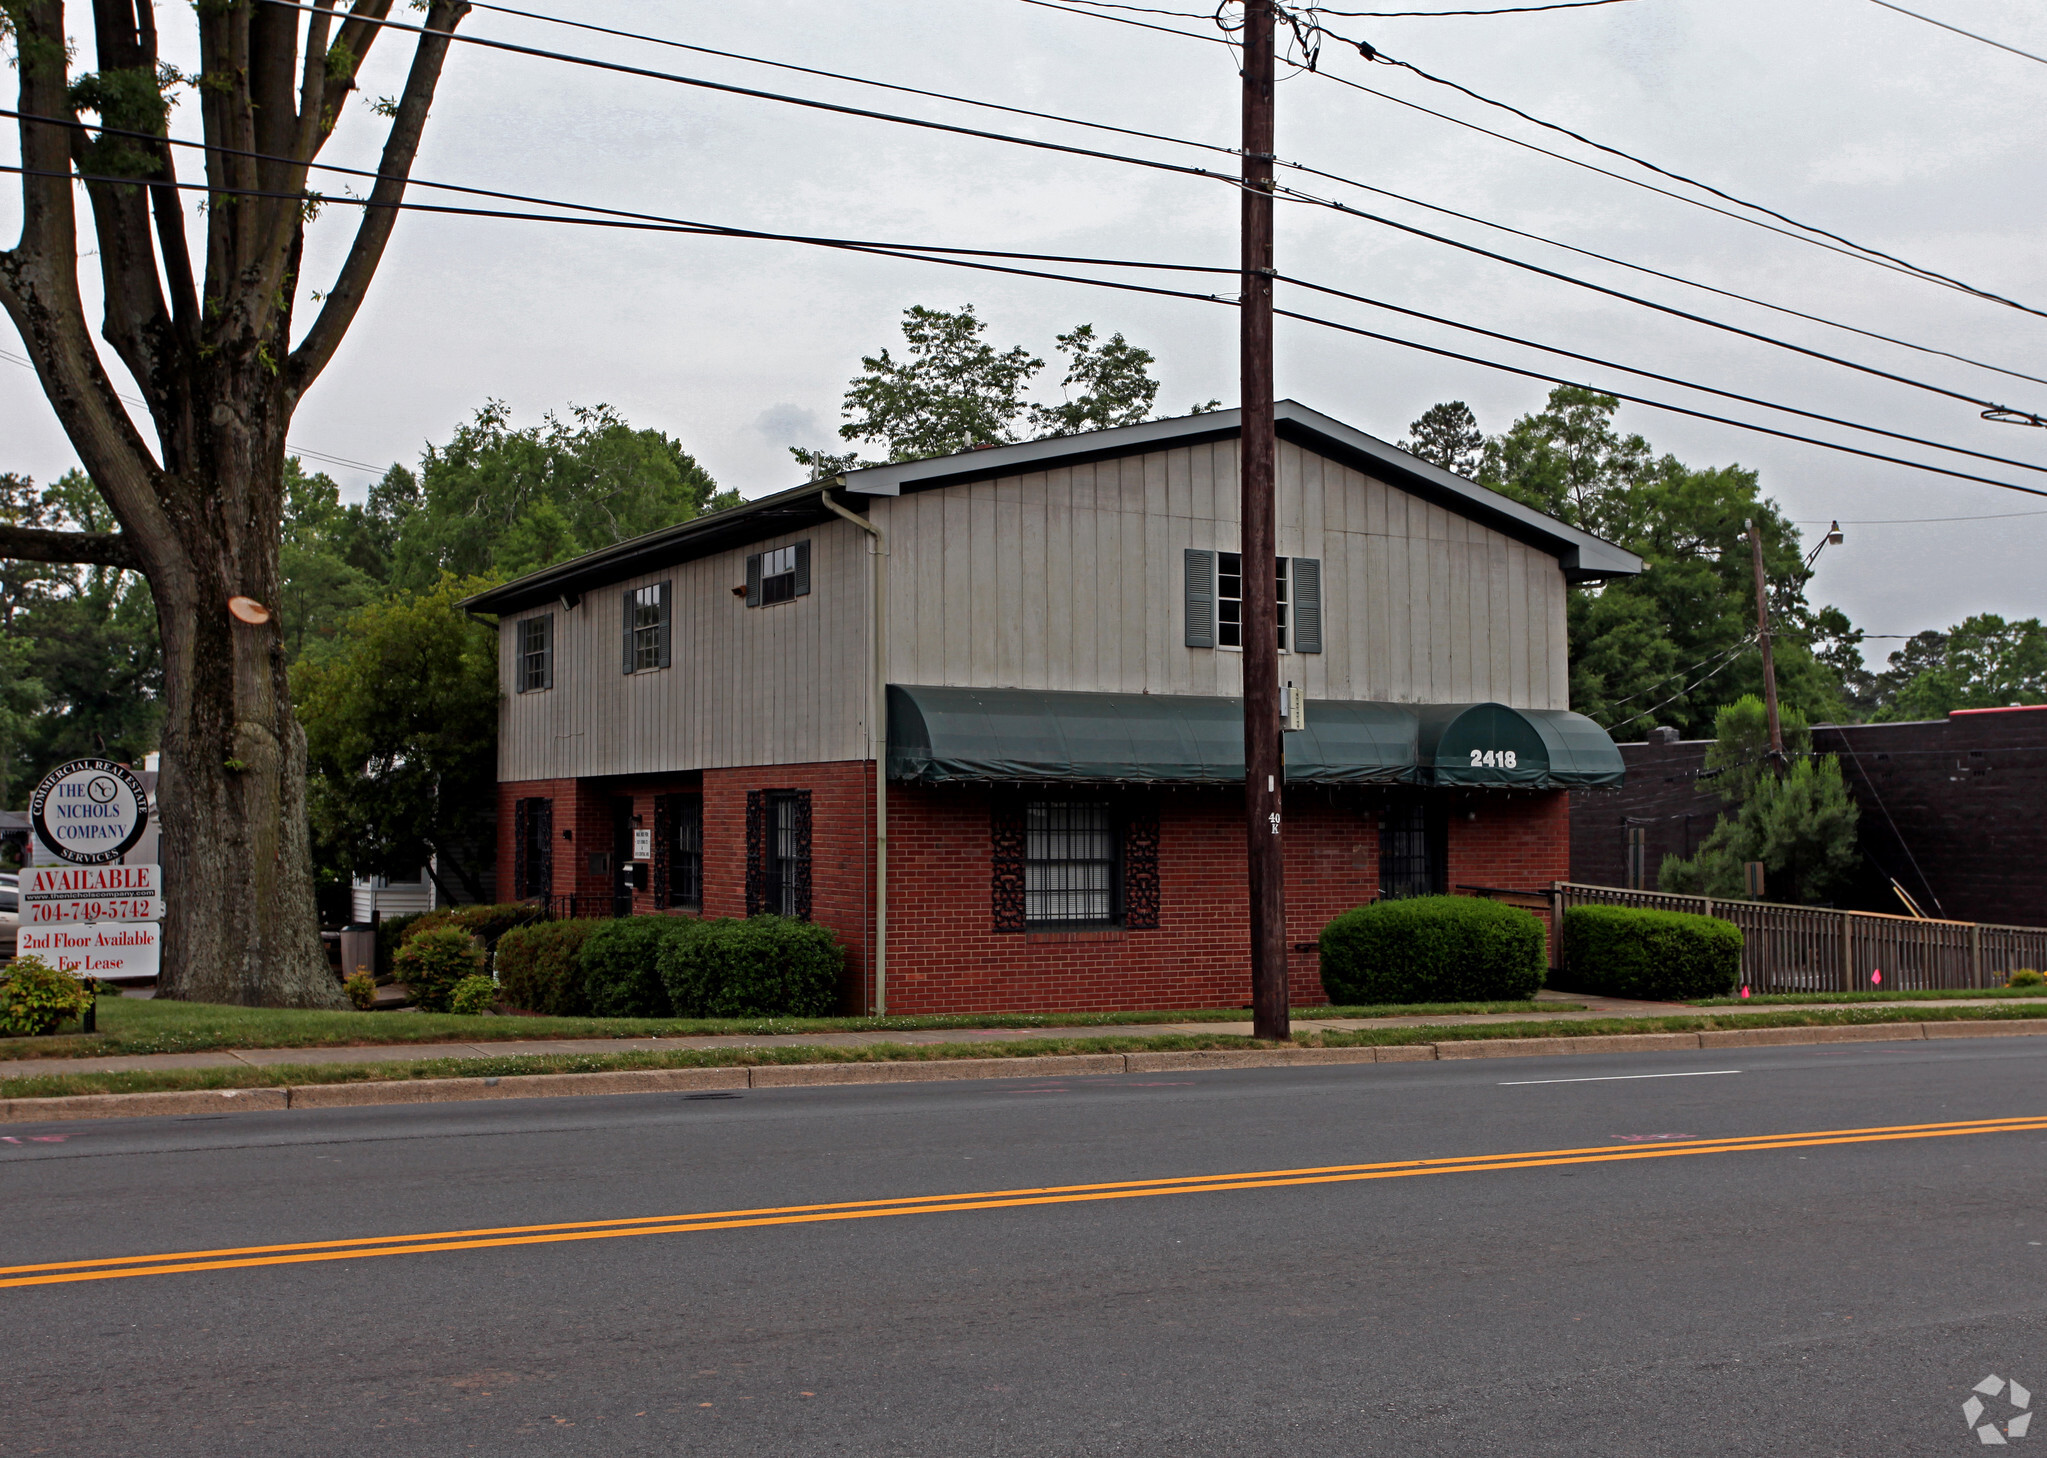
[8,1002,2047,1102]
[1689,989,2047,1006]
[0,996,1580,1061]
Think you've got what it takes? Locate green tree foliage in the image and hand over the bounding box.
[1399,401,1485,477]
[389,401,735,588]
[280,459,380,665]
[1431,387,1862,737]
[293,575,502,906]
[1658,697,1860,905]
[0,471,161,804]
[792,305,1216,476]
[1865,615,2047,720]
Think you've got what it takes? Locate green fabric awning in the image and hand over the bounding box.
[1417,701,1626,788]
[888,684,1397,785]
[886,686,1623,789]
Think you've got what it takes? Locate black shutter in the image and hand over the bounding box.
[1183,548,1215,648]
[745,790,766,915]
[621,589,635,673]
[745,552,762,607]
[1292,557,1323,654]
[514,620,528,694]
[794,540,811,597]
[656,581,672,668]
[540,613,554,689]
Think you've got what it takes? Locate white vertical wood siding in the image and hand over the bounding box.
[497,524,871,781]
[497,439,1573,780]
[871,438,1570,708]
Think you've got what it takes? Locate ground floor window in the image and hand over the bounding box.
[746,789,811,919]
[1625,824,1648,890]
[1024,800,1119,926]
[513,797,553,899]
[1379,798,1445,900]
[665,796,704,909]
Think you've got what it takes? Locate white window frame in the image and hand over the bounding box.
[1215,550,1289,654]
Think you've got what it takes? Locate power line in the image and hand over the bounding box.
[1864,0,2047,67]
[1317,0,1640,13]
[18,111,2045,476]
[1801,510,2047,526]
[449,9,2046,390]
[13,158,2042,503]
[1279,271,2047,476]
[0,345,379,475]
[1018,0,2033,306]
[222,8,2047,422]
[1313,28,2047,316]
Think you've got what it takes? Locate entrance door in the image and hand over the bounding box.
[612,798,636,917]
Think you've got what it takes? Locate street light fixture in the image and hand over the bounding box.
[1804,520,1844,571]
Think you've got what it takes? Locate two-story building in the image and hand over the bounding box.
[465,401,1641,1014]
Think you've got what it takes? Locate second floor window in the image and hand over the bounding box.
[1217,552,1288,652]
[747,540,811,607]
[1186,549,1319,653]
[622,581,672,673]
[517,613,552,692]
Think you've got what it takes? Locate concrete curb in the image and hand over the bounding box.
[7,1019,2047,1123]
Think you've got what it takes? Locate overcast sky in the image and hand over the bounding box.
[5,0,2045,659]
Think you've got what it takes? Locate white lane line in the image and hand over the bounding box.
[1500,1070,1744,1086]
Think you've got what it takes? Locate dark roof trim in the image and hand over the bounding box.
[838,400,1639,583]
[460,483,843,615]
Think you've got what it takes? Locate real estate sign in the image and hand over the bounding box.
[29,759,150,865]
[21,863,164,927]
[17,921,161,979]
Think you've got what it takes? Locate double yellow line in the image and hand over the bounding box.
[7,1113,2044,1289]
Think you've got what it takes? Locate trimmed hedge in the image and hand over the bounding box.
[659,915,844,1018]
[393,926,486,1013]
[494,920,604,1017]
[580,917,679,1018]
[1556,904,1742,1002]
[1319,895,1546,1004]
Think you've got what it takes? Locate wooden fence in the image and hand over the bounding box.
[1552,883,2047,993]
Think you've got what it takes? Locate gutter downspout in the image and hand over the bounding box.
[820,487,889,1015]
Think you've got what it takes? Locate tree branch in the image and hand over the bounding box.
[288,0,469,397]
[0,522,141,571]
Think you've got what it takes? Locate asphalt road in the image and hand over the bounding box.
[3,1038,2044,1457]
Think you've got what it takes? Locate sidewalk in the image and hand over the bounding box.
[7,991,2030,1079]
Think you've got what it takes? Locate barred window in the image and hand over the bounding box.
[670,798,703,909]
[517,614,552,692]
[1025,801,1119,926]
[1379,799,1443,900]
[767,791,809,918]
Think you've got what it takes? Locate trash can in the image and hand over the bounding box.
[339,924,377,981]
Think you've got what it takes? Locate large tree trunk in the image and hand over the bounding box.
[1,0,469,1007]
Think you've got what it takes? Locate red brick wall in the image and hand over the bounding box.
[496,767,1571,1014]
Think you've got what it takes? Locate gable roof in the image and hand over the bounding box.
[463,399,1639,615]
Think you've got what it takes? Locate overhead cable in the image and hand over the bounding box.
[1317,1,1639,13]
[1316,26,2047,315]
[19,109,2045,472]
[1863,0,2047,67]
[12,156,2042,503]
[453,7,2045,388]
[232,4,2047,421]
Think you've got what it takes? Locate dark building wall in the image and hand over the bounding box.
[1569,706,2047,927]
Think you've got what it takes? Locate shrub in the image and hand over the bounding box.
[1556,904,1742,1002]
[1,955,96,1037]
[448,974,499,1017]
[393,925,486,1013]
[659,914,845,1018]
[495,919,603,1017]
[2010,968,2045,989]
[372,910,432,978]
[579,916,683,1018]
[1318,895,1546,1004]
[343,968,378,1011]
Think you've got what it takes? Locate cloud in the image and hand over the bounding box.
[754,402,822,448]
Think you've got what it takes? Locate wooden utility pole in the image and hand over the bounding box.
[1746,518,1785,762]
[1241,0,1289,1042]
